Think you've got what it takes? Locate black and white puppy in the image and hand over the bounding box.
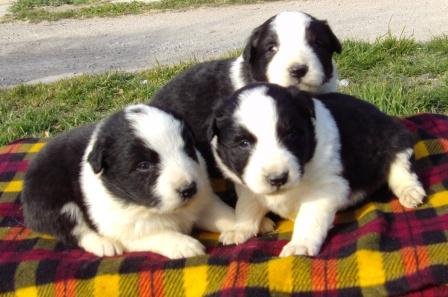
[21,104,236,259]
[151,11,341,175]
[210,83,426,257]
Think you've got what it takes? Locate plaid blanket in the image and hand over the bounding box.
[0,114,447,297]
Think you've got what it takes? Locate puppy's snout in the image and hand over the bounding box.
[289,64,309,79]
[177,182,197,200]
[266,171,289,187]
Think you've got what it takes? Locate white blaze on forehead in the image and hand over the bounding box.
[124,104,185,154]
[235,86,278,143]
[271,11,312,51]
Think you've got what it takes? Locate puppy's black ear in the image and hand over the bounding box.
[323,21,342,54]
[243,26,262,63]
[207,97,229,142]
[87,136,106,174]
[206,117,218,142]
[287,86,315,119]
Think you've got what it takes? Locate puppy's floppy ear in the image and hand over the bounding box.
[87,135,107,174]
[207,102,225,142]
[207,99,229,142]
[323,20,342,54]
[243,25,262,63]
[287,86,315,119]
[206,117,218,143]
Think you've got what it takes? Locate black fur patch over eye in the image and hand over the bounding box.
[216,125,257,177]
[90,113,163,209]
[244,17,279,82]
[264,41,279,58]
[305,19,341,82]
[131,142,160,172]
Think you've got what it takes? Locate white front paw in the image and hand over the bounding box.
[279,240,321,257]
[259,217,275,234]
[398,184,425,208]
[79,233,124,257]
[219,227,257,245]
[160,236,205,259]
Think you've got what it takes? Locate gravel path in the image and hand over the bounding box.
[0,0,447,87]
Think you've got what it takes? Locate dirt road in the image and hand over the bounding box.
[0,0,447,87]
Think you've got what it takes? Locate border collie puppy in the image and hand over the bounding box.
[151,11,341,175]
[210,83,426,257]
[21,104,236,259]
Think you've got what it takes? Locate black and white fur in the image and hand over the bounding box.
[209,83,426,257]
[151,11,341,176]
[21,104,236,259]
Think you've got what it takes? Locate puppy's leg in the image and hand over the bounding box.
[279,199,336,257]
[279,180,349,257]
[388,149,426,208]
[77,230,123,257]
[219,184,270,245]
[195,192,236,233]
[121,231,205,259]
[61,203,123,257]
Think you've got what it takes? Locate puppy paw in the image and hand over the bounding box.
[79,233,124,257]
[160,236,205,259]
[219,227,257,245]
[279,240,321,257]
[259,217,275,234]
[398,184,425,208]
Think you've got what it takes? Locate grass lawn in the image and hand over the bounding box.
[0,36,447,146]
[4,0,270,22]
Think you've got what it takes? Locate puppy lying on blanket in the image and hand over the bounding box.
[210,83,426,257]
[21,104,236,259]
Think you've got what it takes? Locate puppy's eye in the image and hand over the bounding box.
[136,161,152,172]
[238,139,252,149]
[266,44,278,53]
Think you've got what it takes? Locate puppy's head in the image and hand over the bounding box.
[210,83,316,195]
[243,11,341,93]
[87,104,206,213]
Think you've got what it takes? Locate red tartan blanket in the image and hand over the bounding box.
[0,114,447,296]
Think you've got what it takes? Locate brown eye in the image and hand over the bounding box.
[267,44,278,53]
[238,139,252,149]
[136,161,152,172]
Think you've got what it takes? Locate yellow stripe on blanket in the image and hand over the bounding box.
[29,142,46,153]
[356,250,385,286]
[429,191,448,207]
[94,274,120,297]
[16,286,38,297]
[0,180,23,192]
[414,141,429,160]
[268,256,293,293]
[184,265,207,297]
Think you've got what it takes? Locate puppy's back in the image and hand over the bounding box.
[315,93,414,193]
[21,124,96,244]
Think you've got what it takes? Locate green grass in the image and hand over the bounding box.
[0,36,447,146]
[5,0,270,22]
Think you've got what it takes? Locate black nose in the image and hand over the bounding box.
[178,182,197,200]
[267,172,289,187]
[290,64,309,79]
